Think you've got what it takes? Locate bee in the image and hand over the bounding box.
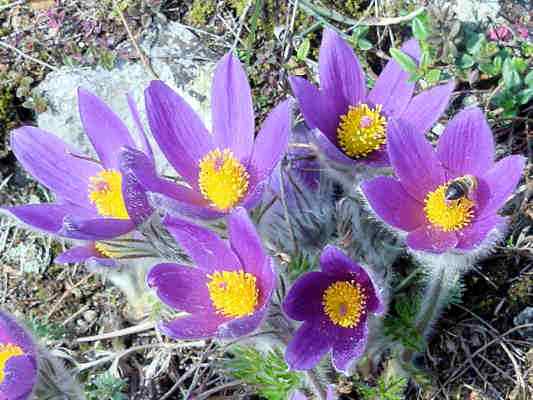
[445,175,477,204]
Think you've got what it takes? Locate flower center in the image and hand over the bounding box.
[336,103,387,158]
[0,343,24,384]
[198,149,249,211]
[94,242,117,258]
[206,270,258,318]
[88,169,129,219]
[322,281,367,328]
[424,183,475,232]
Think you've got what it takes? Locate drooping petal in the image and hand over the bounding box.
[479,155,525,215]
[401,81,455,134]
[60,216,134,240]
[331,322,368,373]
[368,38,421,117]
[218,304,268,338]
[162,215,242,273]
[127,93,154,162]
[289,77,339,141]
[283,272,334,321]
[211,53,254,161]
[406,225,458,253]
[285,320,332,371]
[456,214,506,250]
[387,119,445,201]
[250,100,291,182]
[313,130,355,166]
[120,159,153,226]
[147,263,214,313]
[160,314,225,340]
[55,244,116,267]
[78,88,136,169]
[10,127,100,208]
[435,107,495,178]
[319,28,366,115]
[362,176,425,231]
[145,80,214,187]
[319,245,382,313]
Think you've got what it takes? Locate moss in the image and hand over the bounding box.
[187,0,216,26]
[229,0,248,15]
[508,274,533,308]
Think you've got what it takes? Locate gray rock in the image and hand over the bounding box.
[453,0,500,24]
[35,20,219,175]
[513,307,533,338]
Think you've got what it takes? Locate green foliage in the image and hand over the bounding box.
[26,316,65,341]
[225,346,302,400]
[357,375,408,400]
[287,253,313,283]
[351,26,372,51]
[188,0,216,26]
[383,295,425,352]
[85,372,127,400]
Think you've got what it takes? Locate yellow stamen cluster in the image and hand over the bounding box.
[424,184,475,232]
[198,149,249,211]
[207,270,258,318]
[0,343,24,383]
[336,103,387,158]
[88,169,129,219]
[94,242,118,258]
[322,281,367,328]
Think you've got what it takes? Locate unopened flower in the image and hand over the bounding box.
[147,208,275,339]
[283,246,383,373]
[3,91,153,264]
[290,29,454,167]
[362,107,525,253]
[487,25,513,41]
[0,310,38,400]
[132,53,290,219]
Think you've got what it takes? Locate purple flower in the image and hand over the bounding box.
[3,90,153,263]
[487,25,513,42]
[0,310,38,400]
[125,52,290,219]
[289,29,454,167]
[292,386,336,400]
[283,246,383,373]
[362,107,525,253]
[147,207,275,339]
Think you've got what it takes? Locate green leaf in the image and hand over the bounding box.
[419,49,432,70]
[478,63,496,76]
[411,17,428,41]
[465,33,485,56]
[502,57,522,89]
[357,38,373,51]
[390,48,418,74]
[296,38,310,60]
[458,54,475,69]
[425,69,441,84]
[525,70,533,88]
[518,88,533,105]
[512,57,527,73]
[352,25,369,39]
[493,56,502,74]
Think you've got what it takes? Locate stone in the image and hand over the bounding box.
[34,19,218,175]
[513,307,533,338]
[453,0,500,24]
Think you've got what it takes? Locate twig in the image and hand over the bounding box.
[47,273,96,319]
[195,380,244,400]
[231,0,253,52]
[76,320,157,342]
[0,40,58,71]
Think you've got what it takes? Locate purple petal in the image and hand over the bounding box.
[387,119,445,201]
[291,391,308,400]
[313,130,355,166]
[240,180,266,210]
[0,310,35,353]
[456,214,506,250]
[479,155,525,215]
[218,304,268,339]
[10,127,100,208]
[61,216,134,240]
[160,314,225,340]
[127,93,154,162]
[55,244,116,267]
[162,215,242,273]
[250,100,291,182]
[362,145,389,167]
[120,157,153,225]
[212,53,254,161]
[289,77,339,141]
[406,225,458,253]
[319,245,382,313]
[368,38,421,116]
[1,355,37,399]
[283,271,333,321]
[362,176,425,231]
[319,29,366,116]
[285,320,332,371]
[145,80,213,188]
[147,263,214,313]
[401,81,455,134]
[435,107,495,178]
[78,88,135,169]
[331,322,368,373]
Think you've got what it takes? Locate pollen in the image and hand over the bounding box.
[94,242,117,258]
[198,149,249,211]
[88,169,129,219]
[424,184,475,232]
[207,270,258,318]
[336,103,387,158]
[0,343,24,384]
[322,281,367,328]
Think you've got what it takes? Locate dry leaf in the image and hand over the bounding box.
[29,0,55,11]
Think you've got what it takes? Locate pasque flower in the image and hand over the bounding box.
[147,207,275,339]
[123,52,290,219]
[3,91,153,264]
[283,246,383,373]
[362,107,525,253]
[290,29,454,167]
[0,310,38,400]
